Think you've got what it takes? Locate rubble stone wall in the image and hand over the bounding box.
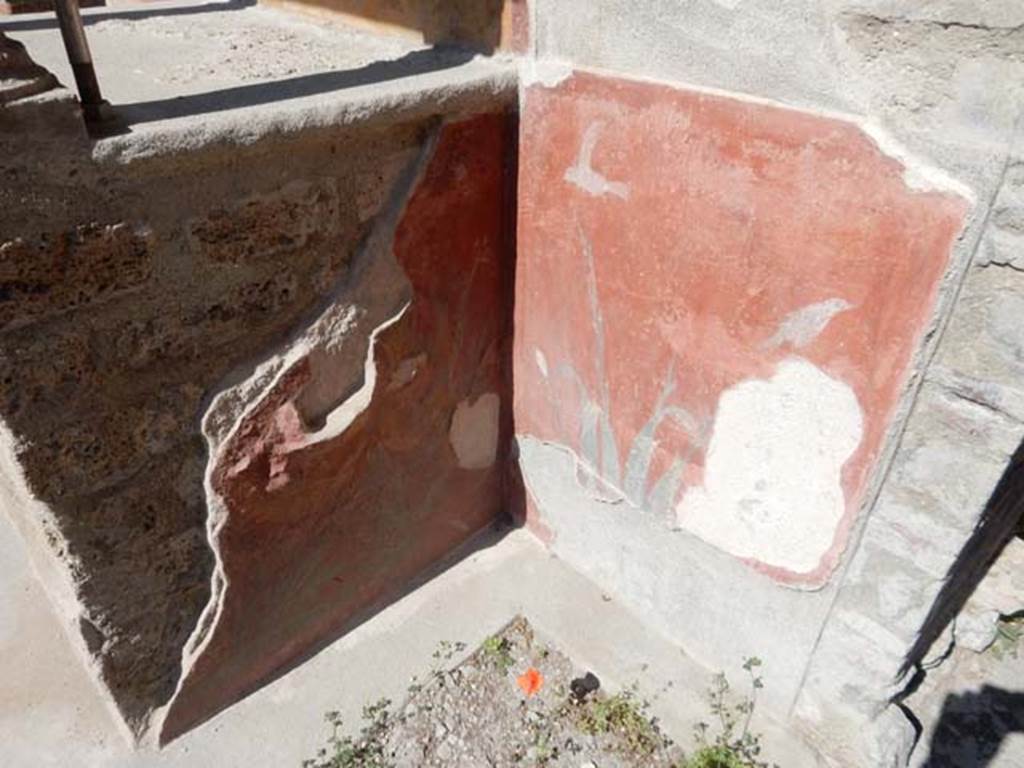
[1,78,515,743]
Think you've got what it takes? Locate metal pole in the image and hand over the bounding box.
[52,0,110,128]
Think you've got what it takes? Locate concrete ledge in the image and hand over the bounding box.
[1,0,517,160]
[1,515,825,767]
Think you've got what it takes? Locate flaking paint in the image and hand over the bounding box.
[515,71,969,584]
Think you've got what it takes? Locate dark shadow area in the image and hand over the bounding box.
[0,0,256,33]
[0,0,504,50]
[270,0,503,52]
[919,686,1024,768]
[501,107,524,530]
[899,436,1024,678]
[110,45,475,126]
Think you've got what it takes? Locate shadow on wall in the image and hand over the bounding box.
[260,0,505,52]
[919,686,1024,767]
[900,436,1024,679]
[0,0,257,33]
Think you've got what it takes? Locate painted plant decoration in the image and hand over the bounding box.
[515,71,968,583]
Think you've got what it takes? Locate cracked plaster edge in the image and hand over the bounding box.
[521,60,976,202]
[149,123,446,746]
[0,421,139,747]
[518,56,573,90]
[305,301,411,448]
[515,433,631,510]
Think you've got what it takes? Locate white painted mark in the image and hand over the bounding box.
[764,298,852,350]
[675,357,863,573]
[535,348,549,378]
[564,123,630,200]
[449,392,501,470]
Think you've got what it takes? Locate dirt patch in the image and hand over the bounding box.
[305,616,684,767]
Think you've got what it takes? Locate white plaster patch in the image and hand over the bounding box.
[449,392,501,470]
[535,348,549,378]
[564,123,630,200]
[520,57,574,88]
[675,357,863,573]
[764,297,852,350]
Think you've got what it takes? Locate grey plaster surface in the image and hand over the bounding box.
[518,437,837,719]
[0,516,825,768]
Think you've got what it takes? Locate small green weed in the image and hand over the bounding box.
[302,699,394,768]
[432,639,467,665]
[481,634,515,674]
[682,658,776,768]
[685,744,749,768]
[577,684,663,756]
[991,614,1024,660]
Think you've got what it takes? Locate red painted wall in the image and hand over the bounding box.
[162,113,515,740]
[515,72,967,584]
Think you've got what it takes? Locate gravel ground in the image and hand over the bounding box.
[306,616,686,767]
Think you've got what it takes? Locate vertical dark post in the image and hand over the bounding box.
[52,0,109,128]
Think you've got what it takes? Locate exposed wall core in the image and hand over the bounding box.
[1,49,515,740]
[0,108,430,734]
[676,357,864,573]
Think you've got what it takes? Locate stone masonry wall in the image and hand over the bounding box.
[0,83,514,743]
[522,0,1023,764]
[795,137,1024,766]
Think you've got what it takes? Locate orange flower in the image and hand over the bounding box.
[516,667,544,697]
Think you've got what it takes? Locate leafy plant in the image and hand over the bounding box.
[991,614,1024,660]
[686,744,750,768]
[577,684,664,756]
[302,699,394,768]
[481,634,515,674]
[683,658,777,768]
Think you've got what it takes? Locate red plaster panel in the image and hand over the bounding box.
[162,113,513,740]
[515,73,968,584]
